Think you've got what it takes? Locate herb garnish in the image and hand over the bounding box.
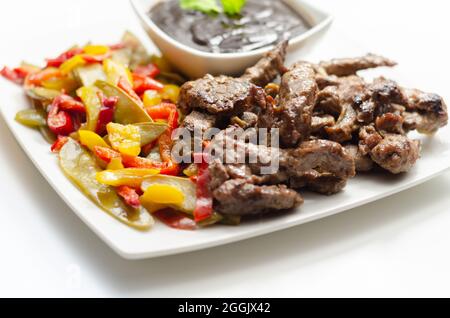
[180,0,247,16]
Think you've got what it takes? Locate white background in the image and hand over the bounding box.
[0,0,449,297]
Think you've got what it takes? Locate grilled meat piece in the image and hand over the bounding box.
[311,115,336,135]
[240,41,288,87]
[359,126,420,174]
[319,54,397,77]
[403,88,448,134]
[259,62,318,147]
[344,144,374,172]
[375,112,404,134]
[213,179,303,216]
[210,128,355,192]
[182,110,217,134]
[178,74,254,115]
[281,139,356,194]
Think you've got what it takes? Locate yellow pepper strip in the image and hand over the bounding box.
[141,184,185,206]
[41,76,78,92]
[77,86,103,131]
[161,84,180,103]
[60,55,86,75]
[107,157,124,170]
[106,122,141,156]
[103,58,133,86]
[96,168,160,188]
[79,130,110,152]
[84,45,110,55]
[143,90,162,108]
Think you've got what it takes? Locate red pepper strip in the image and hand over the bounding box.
[117,76,143,105]
[93,146,121,163]
[27,68,63,87]
[92,146,178,176]
[96,95,118,135]
[81,52,112,64]
[56,94,86,113]
[146,102,177,121]
[133,64,160,78]
[193,153,213,223]
[117,186,141,209]
[1,67,26,85]
[122,154,180,176]
[50,136,69,153]
[46,48,84,68]
[132,74,164,95]
[47,98,74,136]
[153,209,197,231]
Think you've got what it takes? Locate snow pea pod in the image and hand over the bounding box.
[59,138,154,230]
[95,80,152,125]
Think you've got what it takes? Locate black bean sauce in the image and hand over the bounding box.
[149,0,311,53]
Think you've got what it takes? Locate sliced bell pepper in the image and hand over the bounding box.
[143,90,162,108]
[133,74,164,95]
[81,52,112,64]
[1,66,27,85]
[47,98,74,136]
[77,86,103,131]
[141,175,197,214]
[83,45,110,56]
[117,185,141,209]
[133,64,160,78]
[96,168,159,188]
[153,209,197,231]
[161,84,180,103]
[56,94,86,113]
[26,67,63,87]
[93,145,121,163]
[193,153,213,223]
[51,135,69,153]
[46,47,84,68]
[96,95,118,135]
[79,130,110,152]
[146,102,177,121]
[106,122,141,156]
[141,184,185,205]
[107,157,124,170]
[60,55,87,75]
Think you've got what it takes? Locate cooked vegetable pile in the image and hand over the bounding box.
[1,32,224,231]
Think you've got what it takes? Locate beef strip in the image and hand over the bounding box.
[315,85,342,117]
[210,128,355,200]
[213,179,303,216]
[281,139,356,194]
[182,110,217,134]
[240,41,288,87]
[359,125,420,174]
[311,114,336,135]
[322,76,366,142]
[402,88,448,134]
[319,54,397,77]
[344,144,374,172]
[375,112,404,134]
[258,62,318,147]
[178,74,254,115]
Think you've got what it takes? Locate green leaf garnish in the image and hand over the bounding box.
[220,0,246,16]
[180,0,221,14]
[179,0,247,16]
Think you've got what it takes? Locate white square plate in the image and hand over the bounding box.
[0,2,449,260]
